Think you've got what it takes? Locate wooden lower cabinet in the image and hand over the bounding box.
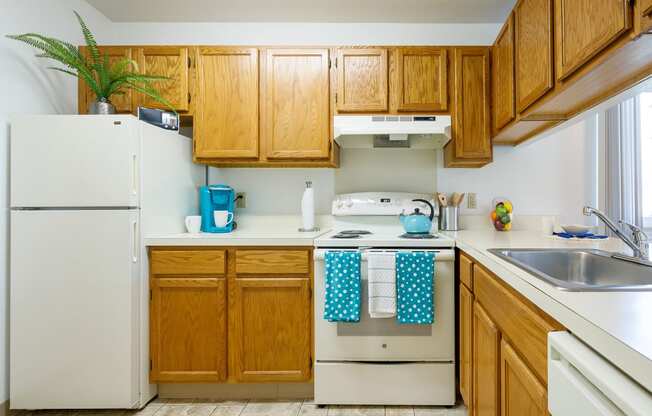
[501,339,547,416]
[473,301,500,416]
[150,277,227,382]
[459,283,474,407]
[149,247,313,383]
[230,278,312,382]
[459,250,564,416]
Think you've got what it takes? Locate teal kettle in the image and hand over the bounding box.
[400,199,435,234]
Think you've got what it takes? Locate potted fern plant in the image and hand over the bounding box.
[7,11,173,114]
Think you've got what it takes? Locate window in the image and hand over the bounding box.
[639,92,652,230]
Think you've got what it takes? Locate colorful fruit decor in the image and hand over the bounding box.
[491,198,513,231]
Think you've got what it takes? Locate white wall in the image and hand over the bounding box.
[104,22,500,46]
[437,115,599,226]
[0,0,111,403]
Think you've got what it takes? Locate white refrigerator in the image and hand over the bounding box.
[9,115,203,409]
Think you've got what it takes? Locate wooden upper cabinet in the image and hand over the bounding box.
[231,278,312,382]
[515,0,554,113]
[555,0,631,81]
[150,277,227,382]
[194,47,259,159]
[492,14,516,132]
[639,0,652,33]
[459,283,474,408]
[444,47,491,167]
[395,48,448,112]
[78,46,133,114]
[336,48,388,112]
[134,46,190,112]
[501,339,547,416]
[264,48,330,159]
[473,301,500,416]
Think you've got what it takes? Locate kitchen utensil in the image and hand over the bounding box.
[451,192,461,207]
[399,199,435,234]
[561,224,593,235]
[457,193,465,207]
[213,210,234,228]
[439,206,460,231]
[185,216,202,233]
[437,193,448,207]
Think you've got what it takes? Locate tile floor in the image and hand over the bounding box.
[13,399,467,416]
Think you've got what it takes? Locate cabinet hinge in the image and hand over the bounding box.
[188,92,191,104]
[328,57,331,69]
[188,56,192,68]
[149,359,153,371]
[335,57,338,68]
[309,355,313,370]
[149,289,152,301]
[335,93,338,104]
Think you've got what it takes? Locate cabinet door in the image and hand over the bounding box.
[640,0,652,33]
[492,14,516,132]
[78,46,133,114]
[194,47,259,159]
[448,48,492,163]
[336,48,388,112]
[264,49,330,159]
[515,0,554,112]
[501,339,547,416]
[459,284,474,408]
[231,278,312,382]
[473,301,500,416]
[150,277,227,382]
[555,0,631,81]
[134,46,189,112]
[395,48,448,112]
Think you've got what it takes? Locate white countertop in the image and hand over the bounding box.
[444,230,652,392]
[145,216,652,391]
[145,215,331,246]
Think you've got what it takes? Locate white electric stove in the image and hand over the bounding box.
[313,192,456,406]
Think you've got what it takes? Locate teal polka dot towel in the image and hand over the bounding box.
[324,251,361,323]
[396,251,435,324]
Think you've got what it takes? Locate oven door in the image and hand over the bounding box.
[314,249,455,362]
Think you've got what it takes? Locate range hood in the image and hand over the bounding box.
[334,115,451,149]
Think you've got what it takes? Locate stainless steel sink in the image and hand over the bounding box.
[487,248,652,291]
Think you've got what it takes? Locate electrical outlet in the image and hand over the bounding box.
[467,193,477,209]
[236,192,246,209]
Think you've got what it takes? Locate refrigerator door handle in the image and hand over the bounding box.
[131,154,138,197]
[132,220,138,263]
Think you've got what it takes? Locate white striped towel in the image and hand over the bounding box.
[367,252,396,318]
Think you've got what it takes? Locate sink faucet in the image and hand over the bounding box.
[583,206,649,260]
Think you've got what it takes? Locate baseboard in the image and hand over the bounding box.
[158,383,314,401]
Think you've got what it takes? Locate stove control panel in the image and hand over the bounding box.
[332,192,437,216]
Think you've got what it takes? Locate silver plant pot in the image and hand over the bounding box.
[88,99,116,115]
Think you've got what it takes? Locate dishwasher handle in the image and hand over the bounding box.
[548,332,652,416]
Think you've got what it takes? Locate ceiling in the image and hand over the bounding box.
[85,0,516,23]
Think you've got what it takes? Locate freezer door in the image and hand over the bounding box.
[10,115,140,208]
[10,209,140,409]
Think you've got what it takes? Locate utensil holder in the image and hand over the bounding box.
[439,206,460,231]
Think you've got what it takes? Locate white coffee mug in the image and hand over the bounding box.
[214,210,234,228]
[185,215,202,233]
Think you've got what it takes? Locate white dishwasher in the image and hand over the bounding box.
[548,332,652,416]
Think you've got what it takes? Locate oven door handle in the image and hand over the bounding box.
[313,249,455,262]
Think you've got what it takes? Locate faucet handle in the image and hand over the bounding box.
[618,220,649,244]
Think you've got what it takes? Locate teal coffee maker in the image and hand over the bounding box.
[200,185,235,233]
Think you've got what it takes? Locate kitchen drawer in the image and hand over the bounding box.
[235,249,310,275]
[459,252,474,290]
[474,263,562,384]
[150,249,226,276]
